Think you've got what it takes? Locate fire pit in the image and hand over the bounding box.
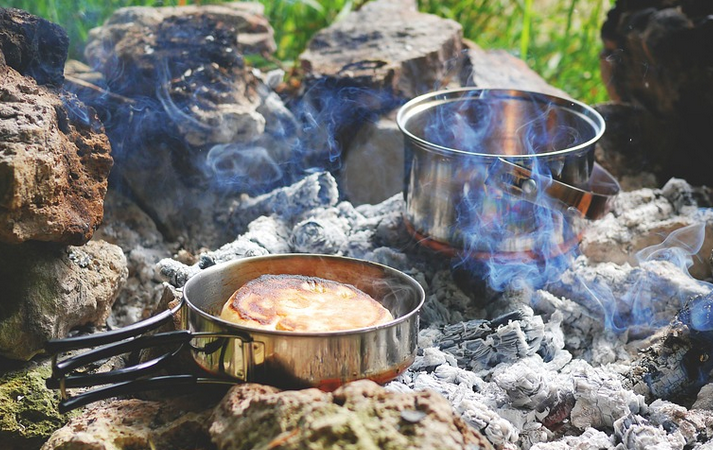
[3,1,713,449]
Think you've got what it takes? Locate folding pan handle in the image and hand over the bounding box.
[47,330,193,382]
[56,375,235,413]
[45,299,183,354]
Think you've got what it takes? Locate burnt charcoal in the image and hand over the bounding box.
[0,7,68,86]
[625,295,713,404]
[435,307,545,372]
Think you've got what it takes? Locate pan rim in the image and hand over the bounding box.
[181,253,425,337]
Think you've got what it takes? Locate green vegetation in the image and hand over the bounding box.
[3,0,611,103]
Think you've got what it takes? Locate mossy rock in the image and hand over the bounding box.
[0,361,77,449]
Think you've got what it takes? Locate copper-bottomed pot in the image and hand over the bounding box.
[45,254,425,412]
[397,88,620,256]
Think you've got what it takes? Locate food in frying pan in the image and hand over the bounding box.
[219,274,394,332]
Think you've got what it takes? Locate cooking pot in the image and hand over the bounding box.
[45,254,425,412]
[397,88,620,256]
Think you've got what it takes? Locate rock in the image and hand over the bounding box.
[299,0,462,99]
[93,190,172,327]
[295,0,462,170]
[79,3,297,242]
[593,103,670,190]
[41,396,216,450]
[0,65,113,245]
[0,7,68,86]
[462,43,570,98]
[210,380,493,450]
[341,114,404,205]
[0,240,127,360]
[600,1,713,186]
[0,362,77,450]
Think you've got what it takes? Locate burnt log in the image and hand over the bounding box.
[0,7,68,86]
[600,0,713,186]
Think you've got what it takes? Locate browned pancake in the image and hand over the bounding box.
[219,274,394,332]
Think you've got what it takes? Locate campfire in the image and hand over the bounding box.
[2,1,713,449]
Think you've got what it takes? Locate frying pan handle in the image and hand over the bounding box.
[45,299,183,353]
[48,330,193,381]
[56,375,235,413]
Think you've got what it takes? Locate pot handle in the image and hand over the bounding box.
[486,158,620,220]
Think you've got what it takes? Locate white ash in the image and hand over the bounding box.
[614,413,687,450]
[146,173,713,448]
[581,177,713,280]
[529,428,614,450]
[228,171,340,230]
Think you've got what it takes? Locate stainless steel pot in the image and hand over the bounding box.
[45,254,425,412]
[397,88,620,255]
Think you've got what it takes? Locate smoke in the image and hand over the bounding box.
[409,90,595,291]
[572,223,712,333]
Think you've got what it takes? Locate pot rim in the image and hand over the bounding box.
[396,87,606,160]
[182,253,426,338]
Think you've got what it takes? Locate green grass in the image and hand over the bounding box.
[3,0,610,104]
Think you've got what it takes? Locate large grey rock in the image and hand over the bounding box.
[462,43,569,98]
[341,114,404,206]
[299,0,462,99]
[0,65,113,245]
[0,240,128,360]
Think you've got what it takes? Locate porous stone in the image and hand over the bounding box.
[210,380,493,450]
[0,362,77,450]
[79,3,295,243]
[41,396,215,450]
[0,65,113,245]
[0,240,127,360]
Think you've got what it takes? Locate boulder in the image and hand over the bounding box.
[0,240,128,360]
[210,380,493,450]
[41,396,216,450]
[0,362,77,450]
[78,3,297,243]
[0,65,112,245]
[295,0,463,172]
[299,0,462,99]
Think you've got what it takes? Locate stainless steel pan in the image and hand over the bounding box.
[45,254,425,412]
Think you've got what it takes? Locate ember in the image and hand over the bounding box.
[2,1,713,449]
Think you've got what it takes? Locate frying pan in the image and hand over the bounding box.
[45,254,425,412]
